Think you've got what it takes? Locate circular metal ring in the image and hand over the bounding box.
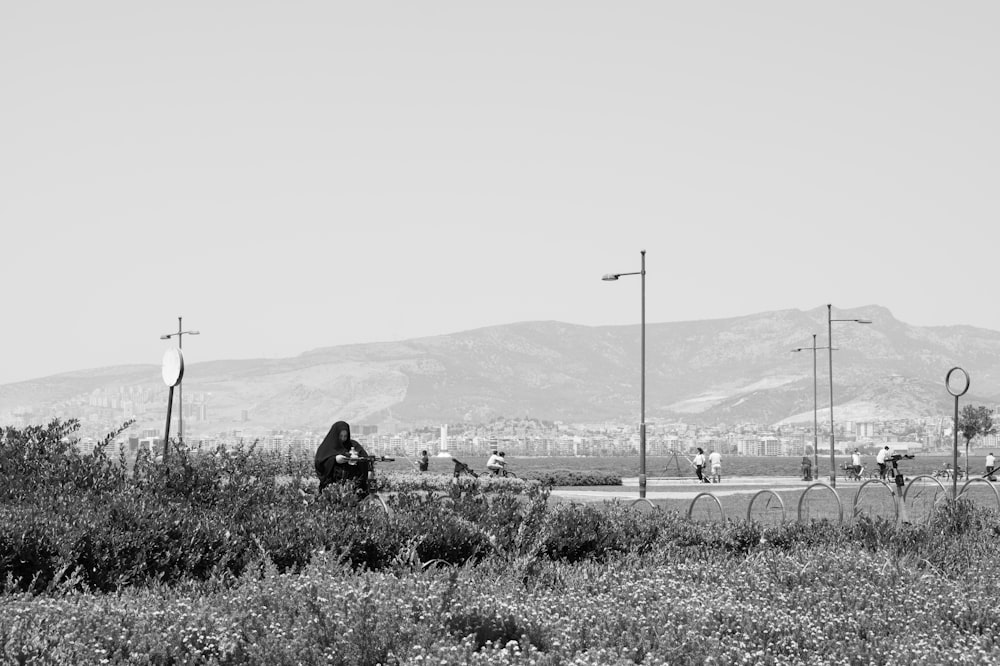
[686,492,725,521]
[746,489,786,523]
[796,481,844,524]
[945,367,970,397]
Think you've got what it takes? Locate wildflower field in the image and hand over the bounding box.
[4,421,1000,664]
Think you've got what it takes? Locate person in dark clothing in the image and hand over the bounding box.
[315,420,370,496]
[418,450,430,472]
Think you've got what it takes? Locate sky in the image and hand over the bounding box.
[2,2,999,385]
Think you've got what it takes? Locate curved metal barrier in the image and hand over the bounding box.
[629,498,658,511]
[852,479,898,522]
[958,477,1000,510]
[902,474,949,524]
[364,493,393,517]
[746,489,786,523]
[686,492,725,521]
[797,482,843,523]
[902,475,947,502]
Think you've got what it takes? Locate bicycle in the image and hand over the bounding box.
[840,463,865,482]
[315,455,396,515]
[486,466,518,479]
[356,455,395,515]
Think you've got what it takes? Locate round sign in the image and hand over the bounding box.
[161,348,185,387]
[945,366,970,397]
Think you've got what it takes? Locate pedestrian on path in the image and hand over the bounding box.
[693,448,709,483]
[708,450,722,483]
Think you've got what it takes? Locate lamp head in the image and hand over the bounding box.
[791,348,804,353]
[602,273,619,281]
[856,319,873,324]
[160,334,171,340]
[189,330,201,335]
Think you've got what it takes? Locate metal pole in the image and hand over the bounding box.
[163,385,174,461]
[828,304,836,487]
[953,395,959,499]
[177,316,184,445]
[639,249,647,499]
[812,333,819,474]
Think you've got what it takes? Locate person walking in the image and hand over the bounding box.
[708,449,722,484]
[986,452,996,481]
[851,449,862,479]
[693,448,708,483]
[418,450,430,472]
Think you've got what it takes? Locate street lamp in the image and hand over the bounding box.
[827,304,872,487]
[602,250,647,498]
[791,334,834,477]
[160,316,200,445]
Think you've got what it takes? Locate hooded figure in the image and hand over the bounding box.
[315,420,370,494]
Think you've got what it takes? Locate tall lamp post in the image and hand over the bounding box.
[791,334,833,476]
[603,250,647,498]
[160,316,200,445]
[827,304,872,487]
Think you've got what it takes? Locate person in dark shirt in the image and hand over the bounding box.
[418,450,430,472]
[314,420,370,496]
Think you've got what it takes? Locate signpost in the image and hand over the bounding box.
[161,348,185,461]
[946,367,970,500]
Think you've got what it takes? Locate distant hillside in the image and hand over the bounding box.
[2,305,999,429]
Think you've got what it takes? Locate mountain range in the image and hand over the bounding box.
[2,305,999,430]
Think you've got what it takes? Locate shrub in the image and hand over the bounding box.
[520,469,622,486]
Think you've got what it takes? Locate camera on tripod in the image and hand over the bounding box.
[887,453,915,487]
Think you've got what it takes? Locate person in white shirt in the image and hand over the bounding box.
[876,446,889,480]
[708,450,722,483]
[986,452,996,480]
[851,449,863,479]
[693,448,709,483]
[485,451,506,475]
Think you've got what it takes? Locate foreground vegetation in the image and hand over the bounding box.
[3,421,1000,664]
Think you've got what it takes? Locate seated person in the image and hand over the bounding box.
[314,420,370,497]
[485,451,506,475]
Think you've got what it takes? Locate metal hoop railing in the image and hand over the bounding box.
[853,479,898,522]
[958,477,1000,510]
[686,492,725,521]
[797,481,843,523]
[629,498,658,511]
[902,474,949,524]
[902,475,947,502]
[746,489,786,523]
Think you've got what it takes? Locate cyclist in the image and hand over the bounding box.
[486,450,507,476]
[314,420,370,497]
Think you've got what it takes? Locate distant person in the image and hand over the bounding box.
[801,456,813,481]
[314,420,370,497]
[851,449,862,477]
[486,450,506,475]
[708,450,722,483]
[876,446,890,480]
[987,452,996,481]
[693,448,708,483]
[418,450,430,472]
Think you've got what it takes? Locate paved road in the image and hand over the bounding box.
[552,475,824,500]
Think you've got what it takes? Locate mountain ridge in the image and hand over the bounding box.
[2,305,999,430]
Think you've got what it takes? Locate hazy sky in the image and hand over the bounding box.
[3,2,999,385]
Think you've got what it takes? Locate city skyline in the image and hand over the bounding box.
[4,3,1000,385]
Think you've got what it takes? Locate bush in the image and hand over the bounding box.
[520,469,622,486]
